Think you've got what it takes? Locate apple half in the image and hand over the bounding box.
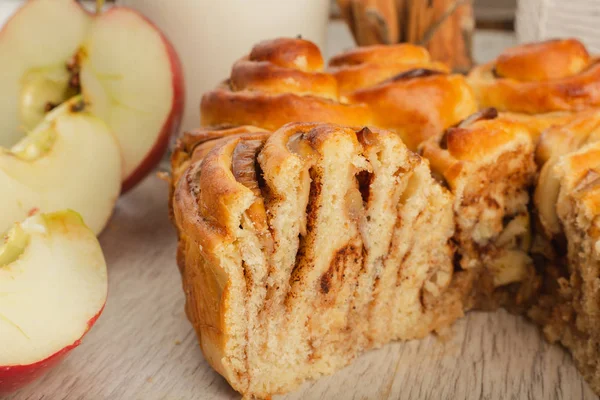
[0,0,184,191]
[0,210,108,394]
[0,97,122,235]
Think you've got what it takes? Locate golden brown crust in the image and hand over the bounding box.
[201,85,371,131]
[330,44,476,150]
[558,144,600,215]
[352,73,477,150]
[422,110,532,188]
[496,111,575,143]
[330,43,431,67]
[444,118,528,162]
[230,58,337,99]
[469,39,600,115]
[200,38,372,130]
[169,125,270,220]
[329,43,449,95]
[536,110,600,166]
[496,39,590,82]
[189,139,256,248]
[171,125,268,183]
[176,125,267,157]
[172,140,256,390]
[201,38,474,151]
[173,163,231,376]
[173,132,276,394]
[249,38,326,72]
[534,110,600,237]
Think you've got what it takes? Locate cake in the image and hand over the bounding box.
[171,122,470,397]
[170,37,600,398]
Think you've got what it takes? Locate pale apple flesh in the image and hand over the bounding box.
[0,210,108,394]
[0,98,122,235]
[0,0,91,147]
[0,0,184,191]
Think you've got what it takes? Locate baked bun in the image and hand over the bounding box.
[421,109,538,308]
[200,38,371,130]
[530,141,600,394]
[534,110,600,238]
[172,122,468,398]
[201,39,476,152]
[174,36,600,398]
[330,44,477,150]
[469,39,600,140]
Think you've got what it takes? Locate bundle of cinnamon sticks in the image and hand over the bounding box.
[337,0,474,72]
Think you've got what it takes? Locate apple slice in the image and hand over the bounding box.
[79,6,184,191]
[0,210,108,394]
[0,97,121,235]
[0,0,184,191]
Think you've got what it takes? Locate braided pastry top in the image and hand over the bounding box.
[330,44,476,150]
[201,38,371,130]
[469,39,600,114]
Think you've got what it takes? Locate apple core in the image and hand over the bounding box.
[19,63,80,132]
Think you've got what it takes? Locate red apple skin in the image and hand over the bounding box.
[107,7,185,193]
[0,303,105,395]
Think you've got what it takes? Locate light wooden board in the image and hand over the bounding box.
[5,174,598,400]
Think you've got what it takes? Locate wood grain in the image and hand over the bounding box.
[4,174,597,400]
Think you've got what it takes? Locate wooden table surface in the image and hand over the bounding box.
[5,174,598,400]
